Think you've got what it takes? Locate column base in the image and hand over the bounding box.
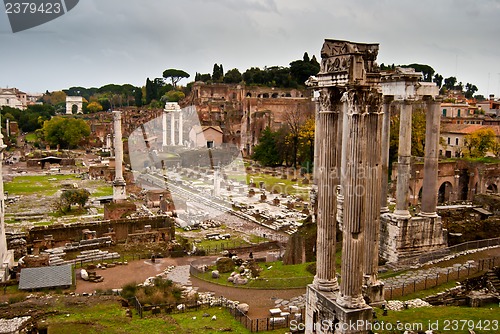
[363,280,385,307]
[393,209,411,219]
[419,211,438,218]
[380,206,390,213]
[313,276,339,292]
[336,292,367,309]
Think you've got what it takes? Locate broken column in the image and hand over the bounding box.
[420,97,441,217]
[112,110,127,201]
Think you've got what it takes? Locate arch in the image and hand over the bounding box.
[66,96,83,114]
[418,187,423,202]
[71,104,78,114]
[487,183,498,193]
[438,181,453,204]
[246,92,252,97]
[262,93,269,98]
[271,93,278,98]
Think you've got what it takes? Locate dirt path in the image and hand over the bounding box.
[74,255,305,318]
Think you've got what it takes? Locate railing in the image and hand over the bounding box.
[396,237,500,267]
[129,294,305,332]
[384,255,499,299]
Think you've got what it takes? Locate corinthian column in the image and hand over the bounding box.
[162,110,168,148]
[178,111,183,146]
[394,100,413,218]
[420,97,441,217]
[336,90,366,309]
[313,88,340,292]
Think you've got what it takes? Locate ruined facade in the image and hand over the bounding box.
[182,82,314,156]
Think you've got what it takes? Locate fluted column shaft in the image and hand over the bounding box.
[313,90,340,292]
[113,110,127,201]
[394,101,412,218]
[420,98,441,216]
[362,110,384,284]
[380,97,393,212]
[337,89,379,309]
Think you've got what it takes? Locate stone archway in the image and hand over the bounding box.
[438,181,453,204]
[487,183,498,193]
[66,96,83,114]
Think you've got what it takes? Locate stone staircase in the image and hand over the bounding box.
[485,269,500,293]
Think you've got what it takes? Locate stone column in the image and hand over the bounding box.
[112,111,127,201]
[420,98,441,217]
[362,95,385,304]
[170,112,175,145]
[178,111,183,146]
[106,134,112,151]
[312,88,340,292]
[337,90,368,309]
[380,96,393,213]
[214,166,221,197]
[5,119,9,138]
[0,133,7,262]
[394,100,413,218]
[162,110,168,148]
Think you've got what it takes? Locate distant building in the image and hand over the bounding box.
[0,87,25,109]
[189,125,223,148]
[440,124,500,158]
[477,95,500,117]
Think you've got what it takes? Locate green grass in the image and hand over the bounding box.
[228,172,310,196]
[193,261,314,289]
[43,299,286,334]
[92,186,113,197]
[24,132,38,143]
[4,174,79,195]
[374,304,500,334]
[396,280,458,301]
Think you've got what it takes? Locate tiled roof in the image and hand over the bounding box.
[441,124,500,136]
[19,264,73,290]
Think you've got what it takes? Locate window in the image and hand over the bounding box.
[442,109,447,116]
[207,141,214,148]
[447,137,450,145]
[457,109,461,117]
[455,138,459,145]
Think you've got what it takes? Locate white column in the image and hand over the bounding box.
[394,101,413,218]
[178,111,183,146]
[162,110,168,148]
[112,111,127,201]
[170,112,175,145]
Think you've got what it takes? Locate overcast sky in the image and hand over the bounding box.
[1,0,499,97]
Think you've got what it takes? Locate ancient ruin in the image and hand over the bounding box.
[305,39,383,333]
[0,128,14,281]
[379,68,447,263]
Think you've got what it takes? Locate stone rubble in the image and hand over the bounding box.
[385,298,432,311]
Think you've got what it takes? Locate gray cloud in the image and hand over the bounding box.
[0,0,499,97]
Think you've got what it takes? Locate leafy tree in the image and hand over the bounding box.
[86,101,103,113]
[433,74,443,88]
[443,76,457,90]
[195,72,212,82]
[58,188,90,213]
[223,68,242,84]
[401,64,435,82]
[463,128,496,158]
[134,88,143,107]
[298,117,315,166]
[465,83,478,99]
[252,127,281,166]
[42,90,67,106]
[43,117,91,149]
[162,69,190,88]
[145,78,155,104]
[212,64,224,82]
[163,90,185,102]
[290,53,320,85]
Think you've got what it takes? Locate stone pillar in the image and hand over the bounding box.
[178,111,183,146]
[394,101,413,218]
[213,166,221,197]
[5,119,9,137]
[162,110,168,148]
[170,112,175,145]
[380,96,393,213]
[312,88,340,292]
[112,111,127,201]
[420,98,441,217]
[337,88,382,310]
[106,134,112,151]
[0,133,7,261]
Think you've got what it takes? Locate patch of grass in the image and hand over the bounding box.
[4,175,78,195]
[396,280,458,301]
[24,132,38,143]
[92,186,113,197]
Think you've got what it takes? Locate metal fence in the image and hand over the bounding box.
[397,237,500,267]
[384,256,499,299]
[129,295,305,332]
